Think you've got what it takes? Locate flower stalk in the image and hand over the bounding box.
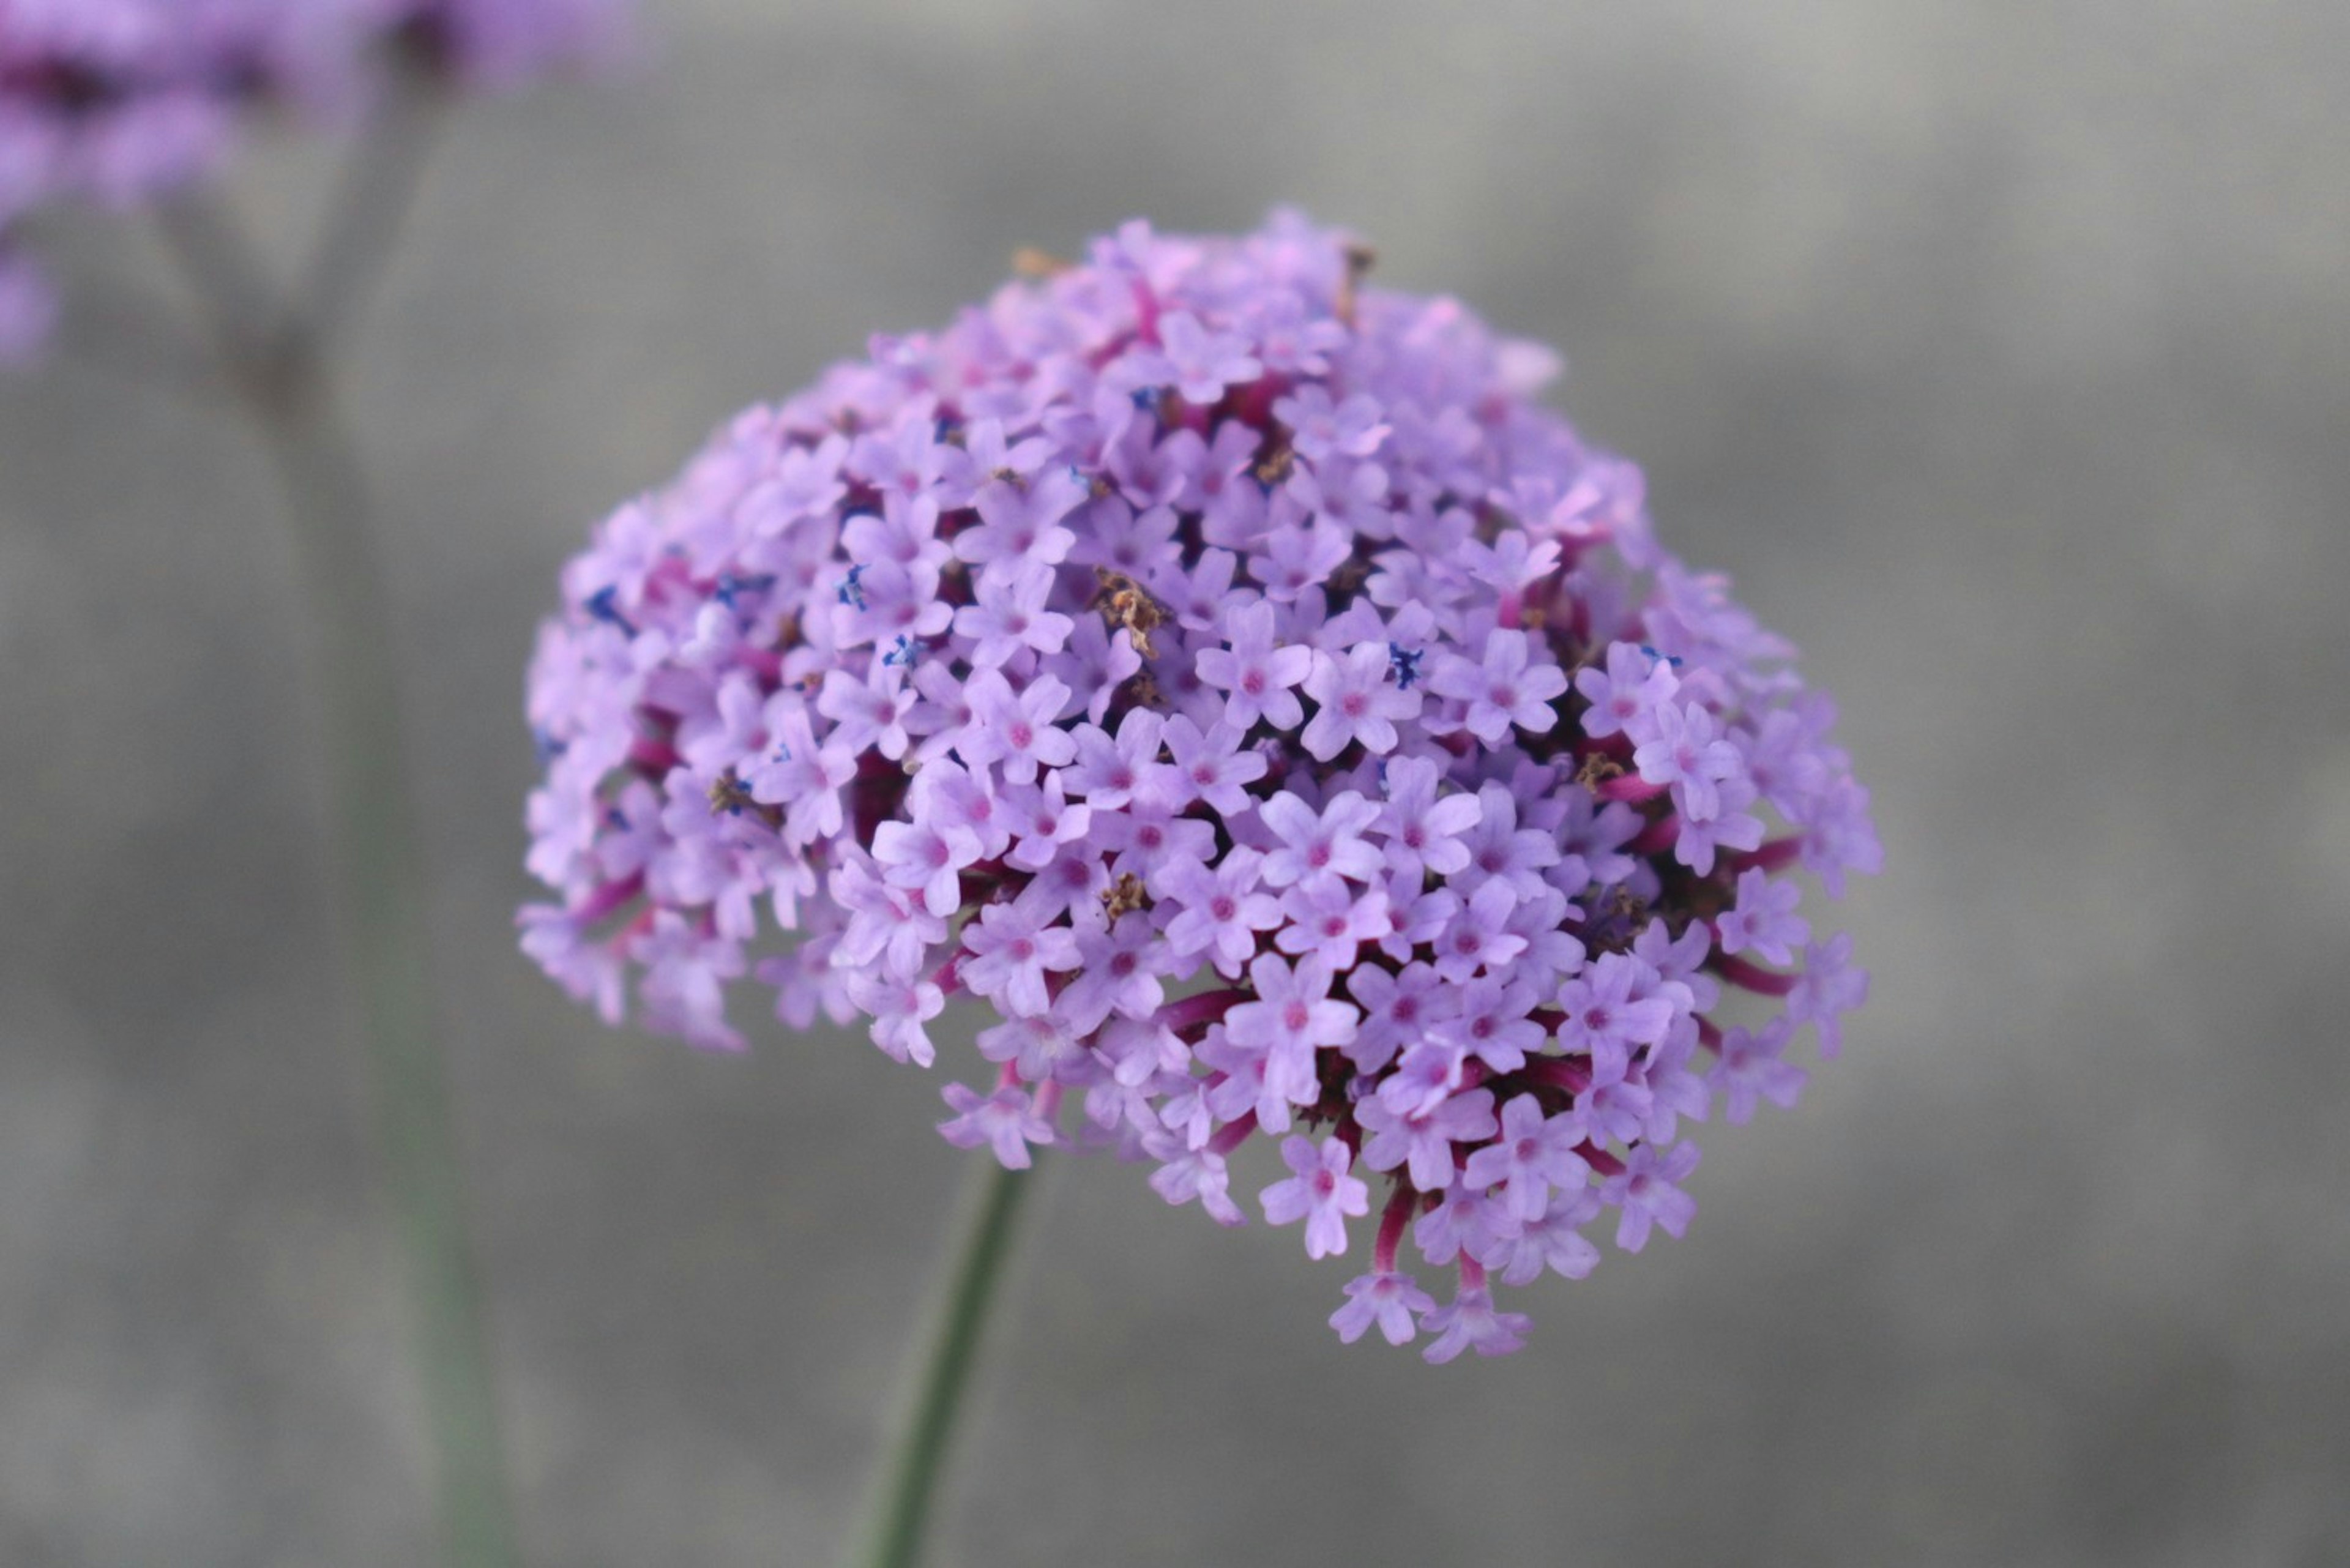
[849,1159,1033,1568]
[155,107,523,1568]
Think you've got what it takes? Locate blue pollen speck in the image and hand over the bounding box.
[1376,758,1392,795]
[837,564,867,611]
[714,571,776,608]
[584,585,635,633]
[1130,387,1158,410]
[1638,643,1685,670]
[882,634,920,668]
[1388,642,1424,689]
[532,728,566,763]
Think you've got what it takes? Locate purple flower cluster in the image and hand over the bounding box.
[520,214,1881,1359]
[0,0,629,362]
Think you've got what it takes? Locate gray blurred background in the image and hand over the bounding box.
[4,1,2348,1563]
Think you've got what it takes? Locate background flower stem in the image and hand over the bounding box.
[152,108,523,1568]
[851,1159,1034,1568]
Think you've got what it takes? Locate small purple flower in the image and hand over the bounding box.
[1357,1085,1498,1191]
[1001,773,1093,873]
[1196,600,1314,732]
[1138,310,1263,405]
[1250,517,1354,602]
[1715,866,1810,966]
[1373,756,1483,883]
[1345,960,1452,1073]
[816,666,916,760]
[1301,640,1422,760]
[1574,640,1680,742]
[957,468,1087,578]
[1710,1019,1808,1124]
[1671,775,1767,876]
[1275,879,1390,971]
[1224,952,1357,1110]
[1413,1184,1516,1269]
[975,1010,1091,1087]
[1495,1190,1605,1287]
[1259,1135,1370,1260]
[1420,1279,1531,1364]
[630,911,745,1052]
[1431,628,1569,742]
[1378,1037,1472,1121]
[849,971,946,1069]
[1602,1141,1701,1253]
[963,669,1078,784]
[1056,914,1166,1034]
[1454,783,1561,898]
[1444,977,1546,1073]
[1060,709,1165,810]
[1463,1094,1592,1222]
[1146,1137,1243,1226]
[1786,932,1868,1058]
[958,900,1082,1018]
[1151,846,1283,978]
[1633,698,1746,823]
[1273,386,1389,463]
[870,816,983,920]
[938,1081,1056,1170]
[1556,952,1677,1083]
[1258,789,1383,895]
[955,560,1074,668]
[1432,877,1529,984]
[1157,714,1268,815]
[1330,1271,1436,1347]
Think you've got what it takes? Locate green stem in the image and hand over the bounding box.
[301,66,446,356]
[850,1159,1034,1568]
[155,181,523,1568]
[255,356,524,1568]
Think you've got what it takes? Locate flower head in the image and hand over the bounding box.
[520,212,1880,1357]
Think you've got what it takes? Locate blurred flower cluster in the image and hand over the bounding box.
[0,0,629,362]
[520,213,1880,1359]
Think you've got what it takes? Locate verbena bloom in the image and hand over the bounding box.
[0,0,631,364]
[519,212,1882,1359]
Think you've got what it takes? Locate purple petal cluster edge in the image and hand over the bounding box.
[519,212,1882,1360]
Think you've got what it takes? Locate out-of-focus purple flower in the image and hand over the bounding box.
[1419,1274,1531,1364]
[519,214,1881,1357]
[0,0,633,363]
